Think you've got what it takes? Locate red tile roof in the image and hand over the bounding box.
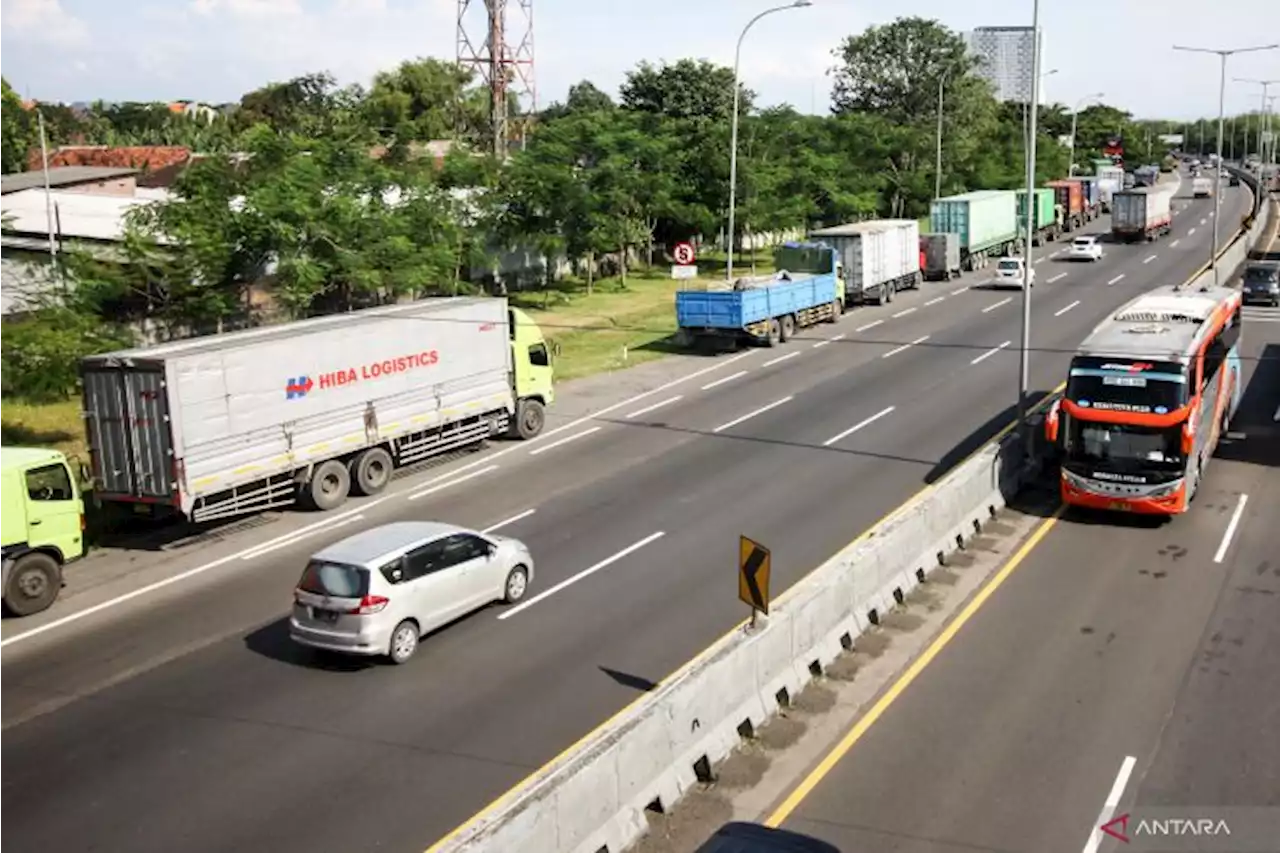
[27,145,191,173]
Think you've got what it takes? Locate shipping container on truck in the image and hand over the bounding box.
[929,190,1021,272]
[1133,166,1159,188]
[1046,180,1086,232]
[808,219,921,306]
[675,243,844,349]
[81,298,556,523]
[1095,165,1124,213]
[1067,177,1102,220]
[1016,188,1061,247]
[1110,187,1173,243]
[919,233,962,281]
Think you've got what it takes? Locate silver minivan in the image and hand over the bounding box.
[289,521,534,664]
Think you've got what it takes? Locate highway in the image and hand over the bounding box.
[772,206,1280,853]
[0,174,1253,853]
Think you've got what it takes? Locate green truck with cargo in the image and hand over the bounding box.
[927,190,1022,272]
[1017,188,1062,247]
[2,447,86,616]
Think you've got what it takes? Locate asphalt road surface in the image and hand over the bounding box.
[777,212,1280,853]
[0,175,1254,853]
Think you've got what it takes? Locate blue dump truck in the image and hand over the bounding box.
[675,242,844,349]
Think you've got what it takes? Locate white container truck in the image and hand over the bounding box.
[81,298,556,523]
[808,219,921,305]
[1110,187,1173,243]
[1097,166,1124,212]
[1192,177,1212,198]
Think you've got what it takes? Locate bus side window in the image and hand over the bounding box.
[1220,306,1241,353]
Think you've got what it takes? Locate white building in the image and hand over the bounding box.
[965,27,1044,104]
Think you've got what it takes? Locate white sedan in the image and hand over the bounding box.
[1068,236,1104,261]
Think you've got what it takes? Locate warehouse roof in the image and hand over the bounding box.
[0,166,138,195]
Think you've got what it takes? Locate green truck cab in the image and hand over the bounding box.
[2,447,86,616]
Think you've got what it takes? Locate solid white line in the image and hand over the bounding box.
[1143,254,1157,264]
[1054,300,1080,317]
[1187,227,1196,236]
[534,349,756,442]
[881,335,929,359]
[1048,272,1068,284]
[982,297,1012,314]
[409,464,502,498]
[1213,493,1249,563]
[497,531,666,620]
[1170,239,1180,247]
[625,394,683,419]
[855,319,884,332]
[822,406,896,447]
[1082,756,1137,853]
[763,351,800,367]
[1107,274,1125,286]
[240,514,365,560]
[527,426,602,457]
[969,340,1011,365]
[892,307,917,318]
[701,369,748,390]
[482,508,537,534]
[0,493,398,649]
[924,296,945,306]
[951,286,969,295]
[713,395,794,433]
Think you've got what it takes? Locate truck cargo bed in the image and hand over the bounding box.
[676,275,839,331]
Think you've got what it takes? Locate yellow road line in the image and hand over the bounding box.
[763,504,1066,827]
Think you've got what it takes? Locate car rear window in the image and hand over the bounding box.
[1074,238,1093,245]
[298,561,370,598]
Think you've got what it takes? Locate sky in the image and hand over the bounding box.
[2,0,1278,122]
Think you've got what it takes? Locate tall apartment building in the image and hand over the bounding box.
[965,26,1044,104]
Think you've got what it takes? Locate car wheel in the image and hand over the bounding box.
[503,565,530,604]
[388,620,419,664]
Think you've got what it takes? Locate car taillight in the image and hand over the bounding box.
[348,595,389,615]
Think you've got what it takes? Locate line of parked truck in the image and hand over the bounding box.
[672,160,1165,349]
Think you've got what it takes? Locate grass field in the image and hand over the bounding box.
[2,254,775,454]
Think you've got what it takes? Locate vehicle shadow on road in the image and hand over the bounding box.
[1215,343,1280,469]
[924,389,1053,487]
[242,618,381,672]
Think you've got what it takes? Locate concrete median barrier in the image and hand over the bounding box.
[433,408,1056,853]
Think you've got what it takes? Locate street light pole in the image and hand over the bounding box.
[1017,2,1041,435]
[1234,77,1276,163]
[1067,92,1105,177]
[1175,43,1279,287]
[935,70,951,200]
[726,0,812,282]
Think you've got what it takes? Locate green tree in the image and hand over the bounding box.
[364,58,486,146]
[234,72,365,138]
[2,78,36,173]
[620,59,752,123]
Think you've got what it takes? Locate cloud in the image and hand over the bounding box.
[189,0,304,18]
[0,0,90,47]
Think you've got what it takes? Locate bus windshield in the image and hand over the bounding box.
[1064,421,1185,477]
[1065,357,1188,415]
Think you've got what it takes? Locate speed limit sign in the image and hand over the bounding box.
[673,242,696,265]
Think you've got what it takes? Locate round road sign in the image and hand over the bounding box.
[673,242,696,265]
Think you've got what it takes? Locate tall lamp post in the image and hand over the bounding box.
[726,0,812,282]
[935,68,955,200]
[1174,43,1279,287]
[1016,4,1043,436]
[1067,92,1105,177]
[1233,78,1276,163]
[1021,68,1057,163]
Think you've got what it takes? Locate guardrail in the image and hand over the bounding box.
[432,170,1272,853]
[1182,166,1272,292]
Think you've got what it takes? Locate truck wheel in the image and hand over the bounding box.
[3,552,61,617]
[350,447,394,497]
[882,284,894,304]
[512,398,546,439]
[763,319,781,347]
[779,315,795,342]
[827,300,843,322]
[303,460,351,512]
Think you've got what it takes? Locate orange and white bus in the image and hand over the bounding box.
[1045,283,1244,515]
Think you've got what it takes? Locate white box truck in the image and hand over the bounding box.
[808,219,921,305]
[81,298,556,523]
[1096,166,1124,213]
[1110,187,1173,243]
[1192,177,1212,198]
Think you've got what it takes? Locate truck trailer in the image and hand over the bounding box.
[919,233,962,281]
[808,219,921,305]
[1095,165,1124,213]
[1046,180,1086,232]
[1110,187,1173,243]
[1068,177,1101,220]
[1016,188,1061,246]
[81,298,556,523]
[929,190,1021,272]
[675,243,843,348]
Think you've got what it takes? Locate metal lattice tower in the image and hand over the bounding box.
[457,0,536,159]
